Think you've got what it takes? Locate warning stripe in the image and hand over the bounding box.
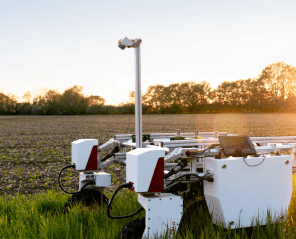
[148,157,164,192]
[85,146,98,171]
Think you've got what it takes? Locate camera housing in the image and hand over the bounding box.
[118,37,134,50]
[118,37,142,50]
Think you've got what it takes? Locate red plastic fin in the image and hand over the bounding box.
[128,181,135,191]
[148,157,164,192]
[85,145,98,171]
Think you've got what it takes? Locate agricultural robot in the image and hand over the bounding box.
[58,37,295,238]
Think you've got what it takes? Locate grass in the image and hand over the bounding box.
[0,188,145,239]
[0,176,295,238]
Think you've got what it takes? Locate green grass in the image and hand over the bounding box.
[0,188,145,239]
[1,176,296,238]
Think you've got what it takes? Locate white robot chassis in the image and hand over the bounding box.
[58,38,295,239]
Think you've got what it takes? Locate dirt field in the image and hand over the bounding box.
[1,113,296,197]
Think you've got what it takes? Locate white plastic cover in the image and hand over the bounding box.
[126,148,165,192]
[71,139,98,171]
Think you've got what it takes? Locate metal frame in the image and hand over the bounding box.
[98,130,296,179]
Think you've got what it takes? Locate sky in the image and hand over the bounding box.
[1,0,296,105]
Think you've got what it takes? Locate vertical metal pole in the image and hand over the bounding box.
[292,143,296,167]
[135,44,142,148]
[190,161,197,173]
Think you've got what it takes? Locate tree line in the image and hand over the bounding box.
[1,61,296,115]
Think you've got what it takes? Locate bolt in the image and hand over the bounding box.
[148,218,150,220]
[170,198,172,200]
[148,227,150,230]
[222,164,227,169]
[181,212,182,214]
[285,160,289,164]
[148,209,150,211]
[159,198,161,200]
[148,199,150,201]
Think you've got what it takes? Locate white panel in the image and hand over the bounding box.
[95,172,111,187]
[71,139,98,171]
[204,155,292,228]
[205,195,225,225]
[138,193,183,239]
[126,148,165,192]
[79,172,111,190]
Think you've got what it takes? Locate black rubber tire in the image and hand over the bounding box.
[63,189,109,213]
[120,217,145,239]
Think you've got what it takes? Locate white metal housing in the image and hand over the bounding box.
[204,155,293,228]
[126,148,165,192]
[71,139,98,171]
[138,193,183,239]
[79,172,111,191]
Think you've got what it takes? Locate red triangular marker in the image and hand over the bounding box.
[85,146,98,171]
[148,157,164,192]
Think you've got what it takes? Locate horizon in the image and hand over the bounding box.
[1,0,296,105]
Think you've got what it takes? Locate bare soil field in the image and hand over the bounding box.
[1,113,296,197]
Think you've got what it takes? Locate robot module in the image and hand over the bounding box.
[58,37,295,239]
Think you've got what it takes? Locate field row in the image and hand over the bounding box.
[1,114,296,196]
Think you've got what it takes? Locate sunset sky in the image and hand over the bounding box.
[1,0,296,105]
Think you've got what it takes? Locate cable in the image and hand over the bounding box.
[164,159,187,180]
[235,149,265,167]
[166,173,209,187]
[101,146,120,162]
[242,154,265,167]
[81,181,95,191]
[186,144,220,157]
[107,183,144,219]
[58,165,77,194]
